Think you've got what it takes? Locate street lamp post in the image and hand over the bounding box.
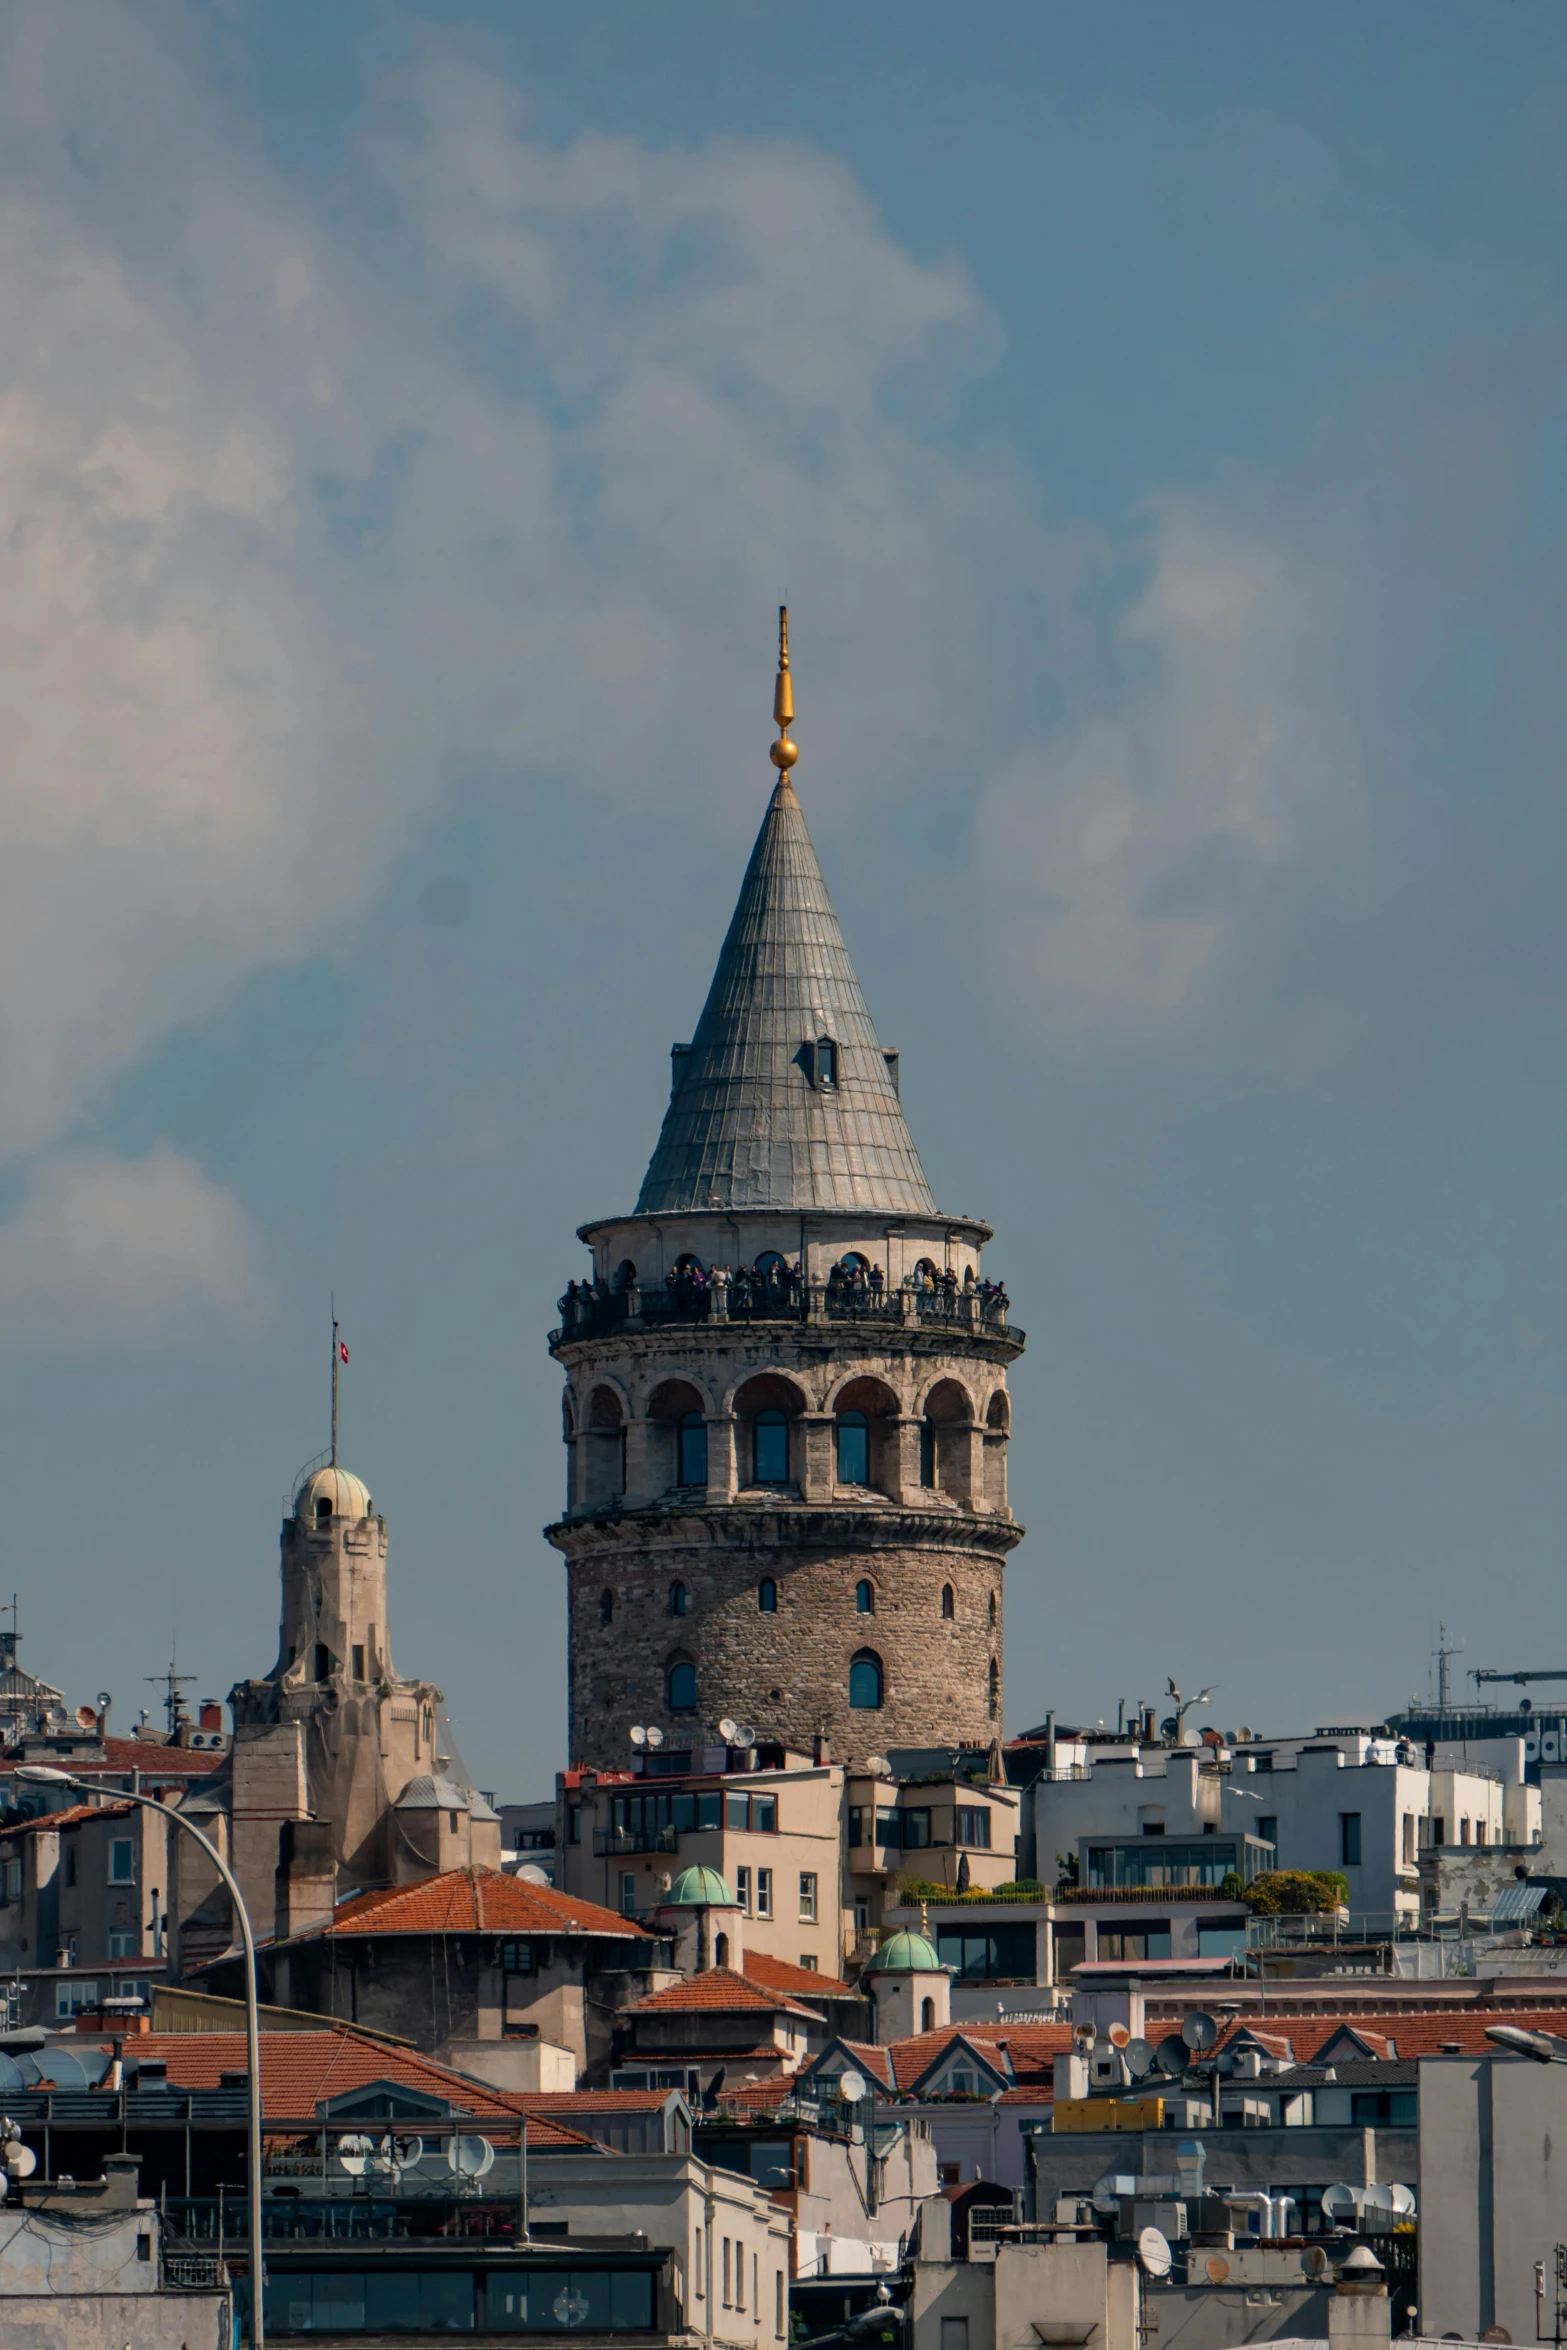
[15,1765,266,2348]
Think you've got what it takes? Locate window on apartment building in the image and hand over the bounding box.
[799,1873,818,1922]
[1477,1820,1488,1847]
[1097,1922,1172,1962]
[736,2246,745,2312]
[1459,1817,1471,1845]
[1351,2090,1417,2127]
[756,1868,773,1919]
[620,1874,637,1917]
[1431,1816,1445,1845]
[799,1955,818,1972]
[753,2254,759,2319]
[954,1806,992,1850]
[941,2320,971,2350]
[1257,1816,1278,1848]
[498,1942,538,1974]
[1401,1814,1416,1866]
[776,2270,785,2337]
[1339,1813,1361,1867]
[854,1900,870,1935]
[735,1867,751,1913]
[109,1931,138,1958]
[936,1924,1036,1982]
[848,1808,865,1848]
[901,1809,931,1850]
[722,2239,731,2307]
[568,1807,581,1845]
[55,1980,99,2018]
[64,1846,77,1887]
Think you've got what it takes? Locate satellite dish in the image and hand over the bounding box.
[1321,2184,1362,2227]
[734,1725,756,1748]
[718,1719,740,1744]
[1388,2184,1416,2219]
[337,2133,376,2178]
[837,2071,867,2104]
[1238,1727,1254,1742]
[73,1706,97,1730]
[447,2135,495,2181]
[645,1727,664,1749]
[374,2134,424,2178]
[1124,2037,1154,2080]
[1181,2011,1218,2052]
[1155,2036,1189,2077]
[1160,1716,1179,1740]
[516,1864,551,1886]
[629,1726,647,1748]
[1107,2023,1130,2049]
[1138,2227,1173,2280]
[866,1755,890,1776]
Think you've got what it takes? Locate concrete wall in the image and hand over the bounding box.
[1418,2051,1567,2343]
[0,2295,229,2349]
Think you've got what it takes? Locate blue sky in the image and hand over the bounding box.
[3,1,1566,1790]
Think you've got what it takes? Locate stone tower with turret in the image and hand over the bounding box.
[547,616,1023,1773]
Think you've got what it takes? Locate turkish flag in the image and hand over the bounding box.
[338,1341,350,1363]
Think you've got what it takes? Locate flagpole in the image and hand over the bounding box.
[331,1309,340,1469]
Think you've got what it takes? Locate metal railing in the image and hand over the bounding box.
[553,1279,1021,1348]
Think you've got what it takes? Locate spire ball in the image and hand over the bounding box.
[770,604,798,770]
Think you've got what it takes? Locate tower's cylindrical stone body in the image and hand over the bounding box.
[546,743,1024,1772]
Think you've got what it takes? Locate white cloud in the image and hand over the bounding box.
[0,1149,264,1349]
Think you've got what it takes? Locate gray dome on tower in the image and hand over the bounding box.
[635,626,937,1217]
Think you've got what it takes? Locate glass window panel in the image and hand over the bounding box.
[837,1416,870,1484]
[610,2271,656,2329]
[753,1412,789,1484]
[848,1655,882,1710]
[696,1792,722,1830]
[725,1793,750,1830]
[751,1796,776,1833]
[673,1795,695,1834]
[678,1414,708,1488]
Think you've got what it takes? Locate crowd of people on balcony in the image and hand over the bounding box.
[558,1253,1009,1334]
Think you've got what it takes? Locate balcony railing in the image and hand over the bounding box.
[554,1280,1021,1348]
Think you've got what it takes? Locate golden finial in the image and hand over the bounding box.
[919,1897,928,1938]
[770,605,798,772]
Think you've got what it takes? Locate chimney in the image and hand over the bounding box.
[275,1818,338,1944]
[198,1702,222,1732]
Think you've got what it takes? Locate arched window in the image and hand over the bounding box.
[758,1578,777,1615]
[848,1651,883,1711]
[988,1657,1000,1718]
[754,1251,787,1278]
[988,1591,998,1628]
[673,1252,706,1276]
[677,1411,708,1488]
[669,1580,688,1618]
[919,1417,936,1488]
[613,1259,637,1293]
[666,1660,697,1712]
[921,1997,935,2033]
[714,1932,730,1969]
[312,1643,332,1682]
[315,1495,332,1524]
[753,1408,789,1485]
[837,1411,869,1485]
[941,1584,955,1621]
[855,1579,875,1615]
[599,1588,614,1627]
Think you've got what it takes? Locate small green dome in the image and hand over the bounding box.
[667,1865,734,1908]
[864,1929,943,1974]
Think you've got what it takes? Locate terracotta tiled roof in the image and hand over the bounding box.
[98,2028,593,2138]
[1213,2008,1567,2064]
[714,2077,799,2114]
[631,1967,822,2022]
[0,1741,221,1780]
[285,1868,650,1945]
[743,1953,850,1999]
[522,2090,683,2113]
[883,2020,1071,2095]
[9,1801,135,1834]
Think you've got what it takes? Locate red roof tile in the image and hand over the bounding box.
[631,1967,822,2022]
[883,2020,1071,2094]
[292,1868,649,1945]
[95,2028,594,2139]
[10,1801,135,1834]
[0,1741,220,1780]
[743,1953,850,1998]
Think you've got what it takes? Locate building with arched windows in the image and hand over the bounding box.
[547,618,1024,1773]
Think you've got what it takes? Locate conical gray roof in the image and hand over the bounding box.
[635,777,938,1215]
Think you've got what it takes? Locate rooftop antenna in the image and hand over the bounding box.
[769,607,798,776]
[147,1644,197,1740]
[1435,1623,1462,1715]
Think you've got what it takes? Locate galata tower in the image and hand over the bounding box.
[548,614,1023,1771]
